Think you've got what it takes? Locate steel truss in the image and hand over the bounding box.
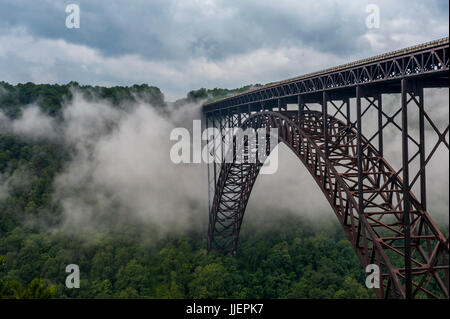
[203,39,449,299]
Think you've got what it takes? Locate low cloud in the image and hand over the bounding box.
[11,106,58,139]
[0,104,59,140]
[0,88,447,240]
[51,92,205,237]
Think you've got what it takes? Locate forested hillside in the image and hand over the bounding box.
[0,82,374,299]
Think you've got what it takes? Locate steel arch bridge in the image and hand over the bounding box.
[202,38,449,299]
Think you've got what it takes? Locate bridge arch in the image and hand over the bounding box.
[207,110,449,299]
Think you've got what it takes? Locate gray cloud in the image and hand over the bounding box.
[0,104,59,139]
[0,0,448,98]
[50,92,206,237]
[11,105,59,139]
[1,0,448,59]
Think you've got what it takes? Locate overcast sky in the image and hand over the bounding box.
[0,0,448,100]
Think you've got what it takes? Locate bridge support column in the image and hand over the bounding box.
[345,97,351,126]
[206,112,218,253]
[418,88,426,212]
[401,78,412,299]
[376,93,383,159]
[322,92,329,158]
[356,85,365,243]
[298,95,305,128]
[400,78,428,298]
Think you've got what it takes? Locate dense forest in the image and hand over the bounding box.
[0,82,375,299]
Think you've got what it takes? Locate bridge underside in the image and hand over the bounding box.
[203,39,449,299]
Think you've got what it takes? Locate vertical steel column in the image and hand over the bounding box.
[376,94,384,187]
[322,91,329,190]
[232,220,238,257]
[207,112,215,253]
[356,86,365,244]
[206,114,211,211]
[323,91,329,157]
[220,109,224,166]
[204,114,212,252]
[298,95,304,127]
[344,97,351,157]
[238,108,242,126]
[345,97,351,126]
[212,113,217,189]
[233,107,244,258]
[377,93,384,158]
[417,84,426,210]
[401,78,412,299]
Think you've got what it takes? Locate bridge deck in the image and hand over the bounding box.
[203,37,449,113]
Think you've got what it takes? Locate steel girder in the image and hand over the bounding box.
[203,38,449,114]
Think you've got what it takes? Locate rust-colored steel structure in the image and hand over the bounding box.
[202,38,449,299]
